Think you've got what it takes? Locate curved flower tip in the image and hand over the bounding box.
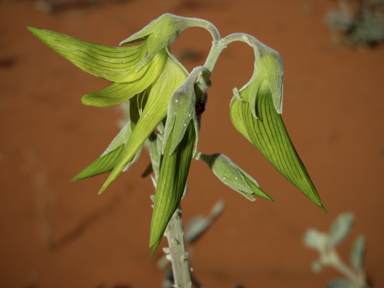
[28,26,168,108]
[120,13,188,71]
[230,81,326,212]
[196,152,274,202]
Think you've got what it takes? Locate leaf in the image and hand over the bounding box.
[327,279,354,288]
[328,212,354,247]
[303,228,327,250]
[230,81,326,212]
[149,122,195,255]
[98,51,188,194]
[350,234,365,271]
[27,27,162,83]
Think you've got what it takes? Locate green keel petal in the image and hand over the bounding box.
[81,50,167,107]
[72,120,141,180]
[230,81,325,211]
[150,122,195,255]
[28,27,158,83]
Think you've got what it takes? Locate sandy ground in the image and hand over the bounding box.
[1,0,384,287]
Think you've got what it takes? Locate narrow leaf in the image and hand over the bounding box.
[230,81,325,211]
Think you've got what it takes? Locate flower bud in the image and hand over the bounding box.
[197,153,274,202]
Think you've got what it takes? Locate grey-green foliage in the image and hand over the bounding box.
[325,0,384,45]
[303,212,370,288]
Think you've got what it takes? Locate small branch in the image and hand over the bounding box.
[165,206,192,288]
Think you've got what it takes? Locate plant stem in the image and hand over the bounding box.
[165,206,192,288]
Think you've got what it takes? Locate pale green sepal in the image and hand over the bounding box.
[149,122,195,252]
[98,52,188,194]
[27,27,156,83]
[197,153,273,201]
[230,81,326,212]
[248,45,284,117]
[72,121,140,181]
[162,82,200,156]
[120,13,188,71]
[81,50,167,107]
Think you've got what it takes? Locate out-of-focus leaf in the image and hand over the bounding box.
[328,212,354,247]
[150,122,195,255]
[185,200,225,243]
[303,228,327,251]
[327,279,353,288]
[351,234,365,271]
[311,260,323,273]
[230,81,326,212]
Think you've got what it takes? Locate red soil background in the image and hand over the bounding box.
[1,0,384,287]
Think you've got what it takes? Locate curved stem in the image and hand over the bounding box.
[181,17,221,42]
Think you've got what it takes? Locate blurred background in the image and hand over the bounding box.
[1,0,383,287]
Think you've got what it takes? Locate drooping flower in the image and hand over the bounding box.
[229,35,326,212]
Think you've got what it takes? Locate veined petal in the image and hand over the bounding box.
[27,27,158,83]
[150,121,195,255]
[230,81,326,212]
[81,50,167,107]
[98,51,188,194]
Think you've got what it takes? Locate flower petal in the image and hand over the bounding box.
[81,50,167,107]
[98,51,188,194]
[150,121,195,255]
[230,81,326,212]
[27,27,160,83]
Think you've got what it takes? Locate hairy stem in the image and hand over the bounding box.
[165,206,191,288]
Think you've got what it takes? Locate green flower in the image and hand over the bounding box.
[230,43,326,212]
[28,14,190,193]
